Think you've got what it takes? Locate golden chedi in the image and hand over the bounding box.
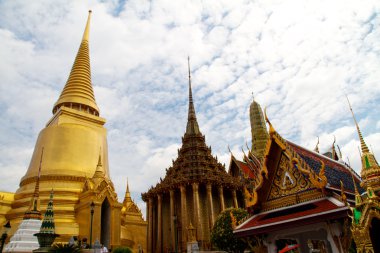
[5,11,125,248]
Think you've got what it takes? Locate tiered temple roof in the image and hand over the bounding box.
[142,59,240,199]
[288,141,363,194]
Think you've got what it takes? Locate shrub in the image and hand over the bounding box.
[211,207,249,253]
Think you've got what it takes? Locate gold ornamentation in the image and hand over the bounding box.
[230,211,237,229]
[292,158,327,189]
[340,180,347,205]
[268,154,311,200]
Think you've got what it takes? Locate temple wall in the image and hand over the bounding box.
[0,192,14,225]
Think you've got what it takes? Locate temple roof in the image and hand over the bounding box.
[288,141,364,194]
[53,10,99,115]
[231,138,363,196]
[234,198,349,236]
[142,61,240,199]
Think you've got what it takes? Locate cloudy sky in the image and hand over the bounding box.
[1,0,380,216]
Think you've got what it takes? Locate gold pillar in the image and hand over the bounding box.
[207,184,215,228]
[148,198,153,253]
[170,190,175,251]
[218,185,225,211]
[232,189,238,208]
[192,182,202,241]
[156,194,162,253]
[180,185,187,250]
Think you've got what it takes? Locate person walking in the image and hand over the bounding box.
[101,244,108,253]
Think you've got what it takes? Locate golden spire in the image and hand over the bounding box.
[185,57,201,135]
[346,96,369,153]
[346,95,380,190]
[24,148,44,220]
[250,96,269,161]
[337,145,343,160]
[93,151,104,178]
[53,10,99,116]
[123,178,132,204]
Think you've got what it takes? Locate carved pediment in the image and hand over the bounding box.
[267,152,311,201]
[83,177,94,192]
[126,202,141,214]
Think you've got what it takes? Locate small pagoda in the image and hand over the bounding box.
[33,190,59,253]
[4,151,44,253]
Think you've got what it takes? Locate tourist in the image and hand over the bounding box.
[101,244,108,253]
[81,238,90,249]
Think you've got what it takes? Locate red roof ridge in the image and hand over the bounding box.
[234,198,349,234]
[235,197,332,230]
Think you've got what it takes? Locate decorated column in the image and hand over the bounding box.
[147,198,153,253]
[218,185,225,211]
[156,194,162,253]
[232,189,238,208]
[170,190,175,251]
[192,182,202,241]
[206,184,214,228]
[180,185,188,250]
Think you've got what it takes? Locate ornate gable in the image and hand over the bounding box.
[267,152,311,201]
[244,110,327,212]
[125,202,141,214]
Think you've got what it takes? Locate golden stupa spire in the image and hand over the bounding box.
[346,95,380,190]
[53,10,99,116]
[185,57,201,135]
[93,150,105,178]
[123,178,132,204]
[346,96,369,153]
[24,148,44,220]
[249,94,269,161]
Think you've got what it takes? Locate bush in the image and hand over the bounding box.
[112,246,133,253]
[211,207,249,253]
[49,243,82,253]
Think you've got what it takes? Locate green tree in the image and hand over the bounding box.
[112,246,133,253]
[211,207,249,253]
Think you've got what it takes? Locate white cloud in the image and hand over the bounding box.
[1,0,380,217]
